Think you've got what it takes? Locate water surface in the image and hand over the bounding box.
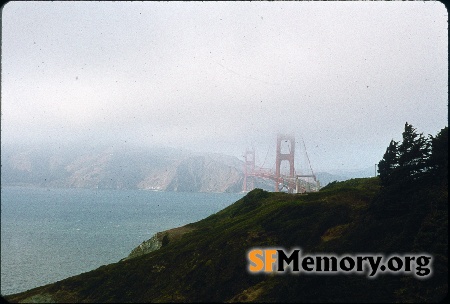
[1,186,244,295]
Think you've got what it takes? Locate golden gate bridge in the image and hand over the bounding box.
[243,134,320,193]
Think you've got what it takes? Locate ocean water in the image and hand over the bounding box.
[0,186,244,296]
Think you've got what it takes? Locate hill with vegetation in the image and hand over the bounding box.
[5,179,447,302]
[4,124,447,302]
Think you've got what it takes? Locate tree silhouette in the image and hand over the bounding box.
[374,122,447,218]
[378,122,432,187]
[397,122,431,181]
[378,139,399,186]
[428,126,448,182]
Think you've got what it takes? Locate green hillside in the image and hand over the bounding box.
[5,176,447,302]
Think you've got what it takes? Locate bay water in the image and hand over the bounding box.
[1,186,244,295]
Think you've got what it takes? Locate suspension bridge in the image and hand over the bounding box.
[243,134,320,193]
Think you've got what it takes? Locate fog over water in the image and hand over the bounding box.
[1,1,447,172]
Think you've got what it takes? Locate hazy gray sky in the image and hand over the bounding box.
[1,1,448,172]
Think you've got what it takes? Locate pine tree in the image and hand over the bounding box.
[397,122,431,180]
[378,122,432,187]
[378,139,399,186]
[428,126,448,181]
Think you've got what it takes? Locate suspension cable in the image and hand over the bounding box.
[260,145,270,169]
[302,137,315,179]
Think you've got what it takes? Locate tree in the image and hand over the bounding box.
[378,122,432,187]
[374,123,446,218]
[428,126,448,182]
[397,122,431,180]
[378,139,399,186]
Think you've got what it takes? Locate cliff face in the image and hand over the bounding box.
[123,226,195,261]
[124,232,165,261]
[165,155,243,192]
[1,144,255,192]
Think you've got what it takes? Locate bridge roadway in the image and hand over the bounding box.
[247,168,317,193]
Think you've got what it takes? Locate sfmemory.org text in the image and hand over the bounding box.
[247,248,432,279]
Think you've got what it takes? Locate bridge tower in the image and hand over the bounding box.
[275,134,295,192]
[243,148,255,192]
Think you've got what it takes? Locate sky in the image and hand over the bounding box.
[1,1,448,172]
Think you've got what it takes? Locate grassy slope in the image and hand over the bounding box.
[5,177,447,302]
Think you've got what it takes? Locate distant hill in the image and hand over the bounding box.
[1,144,279,193]
[315,172,349,186]
[5,177,447,302]
[1,143,376,192]
[316,167,375,186]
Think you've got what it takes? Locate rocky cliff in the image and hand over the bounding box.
[123,225,195,261]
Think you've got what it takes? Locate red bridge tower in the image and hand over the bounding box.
[243,149,255,192]
[275,134,295,192]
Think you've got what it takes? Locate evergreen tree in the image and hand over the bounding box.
[397,122,431,180]
[428,126,448,182]
[375,123,446,219]
[378,122,432,187]
[378,139,399,186]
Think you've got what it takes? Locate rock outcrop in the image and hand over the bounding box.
[124,226,195,260]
